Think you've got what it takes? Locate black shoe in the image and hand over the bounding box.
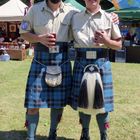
[100,132,108,140]
[80,128,90,140]
[48,129,57,140]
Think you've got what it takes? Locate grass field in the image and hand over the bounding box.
[0,59,140,140]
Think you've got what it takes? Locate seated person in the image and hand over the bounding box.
[0,33,5,42]
[0,48,10,61]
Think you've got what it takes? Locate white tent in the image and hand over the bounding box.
[0,0,28,21]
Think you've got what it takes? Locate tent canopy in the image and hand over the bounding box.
[64,0,84,11]
[0,0,28,21]
[107,7,140,20]
[108,0,140,10]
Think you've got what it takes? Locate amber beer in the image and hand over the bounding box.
[52,33,56,39]
[49,33,58,53]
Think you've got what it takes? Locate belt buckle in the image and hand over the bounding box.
[49,45,59,53]
[86,51,97,59]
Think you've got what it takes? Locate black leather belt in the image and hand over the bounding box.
[34,42,69,52]
[76,49,109,59]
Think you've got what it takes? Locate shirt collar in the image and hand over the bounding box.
[84,6,103,17]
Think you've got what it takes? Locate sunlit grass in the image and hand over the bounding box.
[0,59,140,140]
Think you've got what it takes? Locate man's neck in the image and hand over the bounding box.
[87,5,100,14]
[47,1,61,11]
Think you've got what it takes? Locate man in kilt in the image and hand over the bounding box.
[20,0,79,139]
[20,0,119,139]
[71,0,122,140]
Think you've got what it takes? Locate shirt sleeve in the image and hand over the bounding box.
[111,23,122,40]
[19,6,34,34]
[68,9,79,41]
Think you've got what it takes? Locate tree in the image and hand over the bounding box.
[0,0,9,5]
[76,0,113,10]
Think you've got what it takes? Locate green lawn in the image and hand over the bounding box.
[0,59,140,140]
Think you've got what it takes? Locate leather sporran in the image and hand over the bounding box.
[78,64,105,115]
[45,65,62,87]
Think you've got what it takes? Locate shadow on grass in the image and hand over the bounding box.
[0,130,75,140]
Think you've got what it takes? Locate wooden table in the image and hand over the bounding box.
[6,49,26,61]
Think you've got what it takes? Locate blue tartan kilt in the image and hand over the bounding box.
[24,51,72,109]
[70,51,114,112]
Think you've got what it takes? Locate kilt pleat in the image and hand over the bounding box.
[70,49,114,112]
[24,51,72,109]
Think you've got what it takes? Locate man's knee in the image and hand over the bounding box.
[27,108,39,115]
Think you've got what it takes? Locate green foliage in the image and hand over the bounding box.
[21,0,29,5]
[0,0,28,6]
[0,0,9,5]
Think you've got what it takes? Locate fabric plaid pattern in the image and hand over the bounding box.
[70,48,114,112]
[24,49,72,109]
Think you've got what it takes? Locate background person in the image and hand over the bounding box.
[135,24,140,44]
[71,0,122,140]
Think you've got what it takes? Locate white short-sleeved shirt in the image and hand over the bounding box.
[72,8,121,48]
[20,1,79,42]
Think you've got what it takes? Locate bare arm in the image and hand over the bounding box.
[95,31,122,50]
[104,38,122,50]
[20,32,40,43]
[20,32,56,48]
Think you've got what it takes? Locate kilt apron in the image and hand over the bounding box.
[24,45,72,109]
[71,48,114,112]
